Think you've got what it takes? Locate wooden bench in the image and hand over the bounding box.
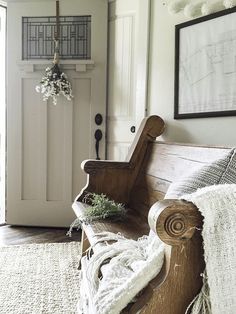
[72,115,231,314]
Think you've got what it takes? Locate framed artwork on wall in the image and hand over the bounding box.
[174,7,236,119]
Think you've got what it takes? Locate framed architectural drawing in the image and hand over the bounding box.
[174,7,236,119]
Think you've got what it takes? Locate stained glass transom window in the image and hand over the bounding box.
[22,16,91,60]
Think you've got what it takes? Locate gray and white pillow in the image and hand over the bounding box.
[165,148,236,199]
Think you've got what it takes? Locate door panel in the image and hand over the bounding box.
[72,78,91,199]
[107,0,150,160]
[109,15,134,119]
[7,0,107,227]
[0,5,6,224]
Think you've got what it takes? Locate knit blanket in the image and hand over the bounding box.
[182,184,236,314]
[77,232,165,314]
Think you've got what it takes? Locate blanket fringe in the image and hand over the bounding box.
[66,217,81,237]
[86,233,151,295]
[185,271,212,314]
[80,231,164,314]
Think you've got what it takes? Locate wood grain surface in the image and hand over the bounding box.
[73,115,229,313]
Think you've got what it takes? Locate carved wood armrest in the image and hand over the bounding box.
[81,160,131,174]
[148,199,203,246]
[76,116,165,203]
[76,160,133,204]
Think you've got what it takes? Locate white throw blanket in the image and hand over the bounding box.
[78,184,236,314]
[183,184,236,314]
[78,232,164,314]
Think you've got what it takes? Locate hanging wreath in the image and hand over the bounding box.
[35,1,73,105]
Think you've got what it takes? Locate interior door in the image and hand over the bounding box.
[0,5,6,224]
[107,0,150,160]
[6,0,107,227]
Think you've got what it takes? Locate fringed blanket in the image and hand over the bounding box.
[78,232,164,314]
[183,184,236,314]
[77,184,236,314]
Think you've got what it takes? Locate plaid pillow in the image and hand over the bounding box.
[165,149,236,199]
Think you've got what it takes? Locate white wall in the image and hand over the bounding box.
[148,0,236,146]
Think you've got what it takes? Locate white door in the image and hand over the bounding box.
[107,0,150,160]
[0,5,6,224]
[7,0,107,227]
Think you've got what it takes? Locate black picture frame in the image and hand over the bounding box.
[174,6,236,119]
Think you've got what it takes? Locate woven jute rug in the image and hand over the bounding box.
[0,242,81,314]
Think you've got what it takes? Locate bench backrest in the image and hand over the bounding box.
[79,116,231,221]
[129,141,231,217]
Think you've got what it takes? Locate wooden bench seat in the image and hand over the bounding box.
[72,115,231,314]
[73,202,150,248]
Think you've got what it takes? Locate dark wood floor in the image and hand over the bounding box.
[0,225,81,246]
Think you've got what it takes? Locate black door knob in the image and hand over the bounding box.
[95,114,103,126]
[130,126,136,133]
